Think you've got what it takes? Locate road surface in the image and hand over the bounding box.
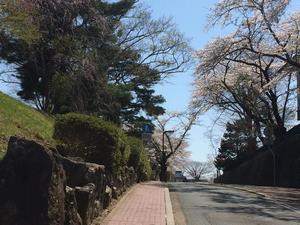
[169,182,300,225]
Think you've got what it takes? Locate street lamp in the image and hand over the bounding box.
[162,130,175,152]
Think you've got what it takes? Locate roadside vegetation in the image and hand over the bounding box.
[53,113,151,181]
[0,0,194,181]
[0,92,54,159]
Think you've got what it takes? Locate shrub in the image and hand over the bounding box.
[127,137,151,181]
[53,113,130,177]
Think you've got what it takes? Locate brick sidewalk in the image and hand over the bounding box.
[101,182,166,225]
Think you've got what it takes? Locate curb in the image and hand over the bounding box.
[217,184,300,215]
[165,188,175,225]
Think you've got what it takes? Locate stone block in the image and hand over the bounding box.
[0,137,65,225]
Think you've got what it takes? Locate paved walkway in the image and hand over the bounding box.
[101,182,166,225]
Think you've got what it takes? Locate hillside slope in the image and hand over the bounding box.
[0,92,54,158]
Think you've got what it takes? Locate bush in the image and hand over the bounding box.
[127,137,152,181]
[53,113,130,177]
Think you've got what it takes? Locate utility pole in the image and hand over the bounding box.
[162,130,175,153]
[297,71,300,120]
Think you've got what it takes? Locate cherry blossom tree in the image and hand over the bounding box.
[149,111,199,182]
[193,0,299,141]
[206,0,300,72]
[184,161,214,181]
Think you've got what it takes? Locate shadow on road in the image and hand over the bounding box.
[169,183,300,223]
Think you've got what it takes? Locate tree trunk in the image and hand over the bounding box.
[159,162,168,182]
[273,124,287,143]
[159,153,169,182]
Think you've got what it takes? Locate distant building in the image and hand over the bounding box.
[174,170,186,182]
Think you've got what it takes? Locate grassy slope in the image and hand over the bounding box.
[0,92,54,158]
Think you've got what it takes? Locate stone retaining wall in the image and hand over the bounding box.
[0,137,137,225]
[215,127,300,188]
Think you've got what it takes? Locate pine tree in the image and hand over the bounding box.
[214,119,257,171]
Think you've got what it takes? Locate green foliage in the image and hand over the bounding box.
[49,73,73,113]
[0,92,54,156]
[127,137,152,181]
[0,151,4,160]
[0,0,193,137]
[215,119,257,171]
[0,0,135,113]
[0,0,41,43]
[53,113,130,177]
[0,0,188,131]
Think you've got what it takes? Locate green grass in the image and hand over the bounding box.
[0,92,54,159]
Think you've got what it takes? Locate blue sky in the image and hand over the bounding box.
[143,0,223,161]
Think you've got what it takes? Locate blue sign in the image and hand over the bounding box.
[142,124,152,133]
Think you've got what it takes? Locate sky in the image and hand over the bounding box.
[142,0,223,162]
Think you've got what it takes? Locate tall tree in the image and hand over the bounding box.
[0,0,41,44]
[0,1,192,130]
[150,111,199,182]
[207,0,300,71]
[193,0,299,141]
[102,3,192,124]
[214,119,257,171]
[0,0,132,112]
[184,161,213,181]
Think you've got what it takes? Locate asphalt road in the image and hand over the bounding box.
[169,182,300,225]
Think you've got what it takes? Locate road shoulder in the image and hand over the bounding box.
[168,186,187,225]
[215,183,300,215]
[165,187,175,225]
